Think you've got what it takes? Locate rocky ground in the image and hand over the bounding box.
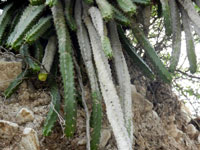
[0,55,200,150]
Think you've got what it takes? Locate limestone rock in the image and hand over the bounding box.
[99,128,111,149]
[132,89,153,113]
[0,59,22,91]
[18,128,40,150]
[0,120,19,139]
[186,124,198,139]
[16,108,34,124]
[197,133,200,143]
[135,84,146,97]
[152,110,160,120]
[167,123,183,140]
[77,137,87,145]
[2,148,11,150]
[131,84,137,94]
[180,110,191,124]
[180,102,192,116]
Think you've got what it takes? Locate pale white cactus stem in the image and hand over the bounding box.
[38,35,57,81]
[177,0,200,29]
[84,15,132,150]
[88,7,104,39]
[88,6,113,58]
[108,20,133,144]
[190,19,200,37]
[75,1,99,92]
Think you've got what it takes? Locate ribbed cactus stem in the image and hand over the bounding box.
[75,1,102,149]
[84,16,132,150]
[109,21,133,144]
[51,0,77,137]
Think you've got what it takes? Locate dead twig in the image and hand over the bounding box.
[175,70,200,80]
[73,56,91,150]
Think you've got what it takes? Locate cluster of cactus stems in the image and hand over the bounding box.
[163,0,198,73]
[0,0,199,149]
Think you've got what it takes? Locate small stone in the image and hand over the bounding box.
[18,128,40,150]
[180,110,191,124]
[2,148,12,150]
[135,85,146,97]
[186,124,198,139]
[197,133,200,143]
[131,84,137,94]
[180,102,191,116]
[78,137,87,145]
[99,128,111,148]
[18,90,30,102]
[0,60,22,91]
[19,81,28,89]
[132,90,153,113]
[167,123,183,140]
[175,130,183,141]
[152,111,160,120]
[16,108,34,124]
[0,120,19,139]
